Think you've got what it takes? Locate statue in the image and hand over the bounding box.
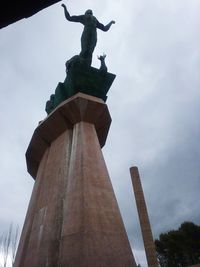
[98,54,107,73]
[45,4,116,115]
[61,3,115,66]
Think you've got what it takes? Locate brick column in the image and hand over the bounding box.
[130,166,158,267]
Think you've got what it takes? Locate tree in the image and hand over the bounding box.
[0,224,19,267]
[155,221,200,267]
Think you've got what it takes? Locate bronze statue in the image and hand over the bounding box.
[61,3,115,66]
[98,54,107,73]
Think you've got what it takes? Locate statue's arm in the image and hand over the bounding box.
[96,20,115,32]
[61,4,84,23]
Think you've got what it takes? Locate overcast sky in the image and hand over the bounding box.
[1,0,200,266]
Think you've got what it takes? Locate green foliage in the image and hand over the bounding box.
[155,222,200,267]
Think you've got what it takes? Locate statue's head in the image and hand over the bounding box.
[85,9,93,16]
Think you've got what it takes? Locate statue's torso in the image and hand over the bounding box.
[80,14,98,53]
[83,15,97,28]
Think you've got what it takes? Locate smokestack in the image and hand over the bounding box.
[130,166,158,267]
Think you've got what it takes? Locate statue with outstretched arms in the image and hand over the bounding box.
[61,3,115,65]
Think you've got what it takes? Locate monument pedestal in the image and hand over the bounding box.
[14,93,137,267]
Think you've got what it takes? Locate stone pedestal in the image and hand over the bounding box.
[14,93,137,267]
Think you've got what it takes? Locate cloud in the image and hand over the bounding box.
[0,1,200,266]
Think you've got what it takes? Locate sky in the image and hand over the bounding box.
[1,0,200,266]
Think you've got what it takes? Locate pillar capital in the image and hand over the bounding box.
[26,93,111,179]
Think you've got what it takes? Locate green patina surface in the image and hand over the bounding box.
[45,60,116,115]
[45,5,116,115]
